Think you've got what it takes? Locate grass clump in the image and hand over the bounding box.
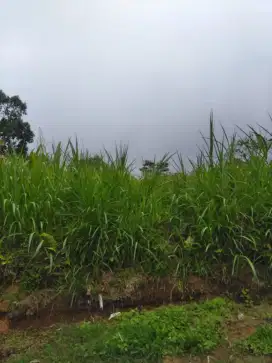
[8,298,230,363]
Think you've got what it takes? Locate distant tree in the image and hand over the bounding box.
[0,89,34,156]
[140,155,170,176]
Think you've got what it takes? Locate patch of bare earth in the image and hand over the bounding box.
[0,272,214,331]
[1,268,271,363]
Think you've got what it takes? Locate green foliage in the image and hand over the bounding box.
[0,89,34,156]
[102,298,229,361]
[140,153,171,176]
[1,115,272,290]
[8,298,230,363]
[238,323,272,356]
[235,123,272,162]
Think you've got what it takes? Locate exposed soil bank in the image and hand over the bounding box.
[1,271,272,332]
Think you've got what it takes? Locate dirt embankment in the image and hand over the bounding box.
[1,270,271,332]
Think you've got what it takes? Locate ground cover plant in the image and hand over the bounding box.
[3,299,272,363]
[0,115,272,295]
[238,322,272,356]
[6,298,231,363]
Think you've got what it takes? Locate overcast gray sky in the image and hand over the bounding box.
[1,0,272,166]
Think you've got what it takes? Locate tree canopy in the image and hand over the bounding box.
[140,155,170,176]
[0,89,34,155]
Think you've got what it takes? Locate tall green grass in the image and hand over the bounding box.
[0,116,272,292]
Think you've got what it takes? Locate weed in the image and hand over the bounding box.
[237,323,272,356]
[240,288,254,307]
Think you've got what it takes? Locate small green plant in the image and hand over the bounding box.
[240,288,253,307]
[237,323,272,356]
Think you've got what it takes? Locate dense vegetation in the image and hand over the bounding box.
[0,91,271,362]
[0,112,272,294]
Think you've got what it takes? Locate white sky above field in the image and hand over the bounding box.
[1,0,272,168]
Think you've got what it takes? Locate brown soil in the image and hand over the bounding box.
[0,316,9,334]
[0,271,271,332]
